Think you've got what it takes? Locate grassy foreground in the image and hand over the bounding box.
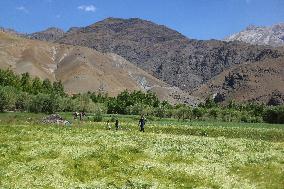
[0,113,284,188]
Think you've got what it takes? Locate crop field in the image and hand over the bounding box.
[0,113,284,188]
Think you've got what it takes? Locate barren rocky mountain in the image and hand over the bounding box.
[53,18,283,92]
[0,31,199,105]
[225,23,284,47]
[192,56,284,105]
[27,27,65,42]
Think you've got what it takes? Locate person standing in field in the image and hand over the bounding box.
[138,115,146,132]
[106,120,111,130]
[115,119,119,130]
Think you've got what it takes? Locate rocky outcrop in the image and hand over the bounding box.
[27,27,65,42]
[267,90,284,106]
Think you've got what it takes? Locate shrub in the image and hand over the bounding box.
[263,106,284,124]
[0,86,18,112]
[192,108,205,119]
[29,93,60,114]
[208,108,219,119]
[93,112,103,122]
[15,92,31,111]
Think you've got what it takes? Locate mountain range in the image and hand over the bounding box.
[0,18,284,105]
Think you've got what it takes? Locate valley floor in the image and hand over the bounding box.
[0,113,283,188]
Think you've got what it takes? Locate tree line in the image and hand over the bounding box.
[0,69,283,124]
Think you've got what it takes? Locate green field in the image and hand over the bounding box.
[0,113,284,188]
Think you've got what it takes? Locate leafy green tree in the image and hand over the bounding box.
[107,97,119,114]
[192,107,205,119]
[53,81,65,96]
[31,77,42,94]
[174,106,192,121]
[74,94,93,112]
[0,69,21,89]
[42,79,53,94]
[15,91,31,111]
[263,106,284,124]
[154,105,166,119]
[0,86,18,112]
[201,98,217,108]
[145,91,160,107]
[89,92,109,103]
[20,72,32,93]
[29,93,60,114]
[208,108,219,119]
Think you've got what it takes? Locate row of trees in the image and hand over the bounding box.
[0,69,283,124]
[0,69,65,96]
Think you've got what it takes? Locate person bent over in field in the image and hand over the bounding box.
[138,115,146,132]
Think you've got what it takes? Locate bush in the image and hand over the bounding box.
[59,97,77,112]
[263,106,284,124]
[0,86,18,112]
[208,108,219,119]
[15,92,31,111]
[93,112,103,122]
[192,108,205,119]
[29,93,60,114]
[93,105,105,122]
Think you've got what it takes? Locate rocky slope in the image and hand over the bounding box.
[54,18,283,92]
[191,56,284,105]
[0,31,199,105]
[27,27,65,42]
[225,23,284,47]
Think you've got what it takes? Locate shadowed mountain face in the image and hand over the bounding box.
[53,18,283,91]
[0,31,199,105]
[225,23,284,47]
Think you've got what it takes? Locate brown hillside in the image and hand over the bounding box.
[0,31,199,105]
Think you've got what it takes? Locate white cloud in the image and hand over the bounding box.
[16,6,29,13]
[77,5,96,12]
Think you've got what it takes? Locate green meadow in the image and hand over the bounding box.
[0,112,283,188]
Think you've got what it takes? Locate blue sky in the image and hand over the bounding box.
[0,0,283,40]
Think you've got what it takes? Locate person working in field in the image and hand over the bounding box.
[115,119,120,130]
[138,115,146,132]
[106,120,111,130]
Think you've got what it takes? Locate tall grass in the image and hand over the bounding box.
[0,113,283,188]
